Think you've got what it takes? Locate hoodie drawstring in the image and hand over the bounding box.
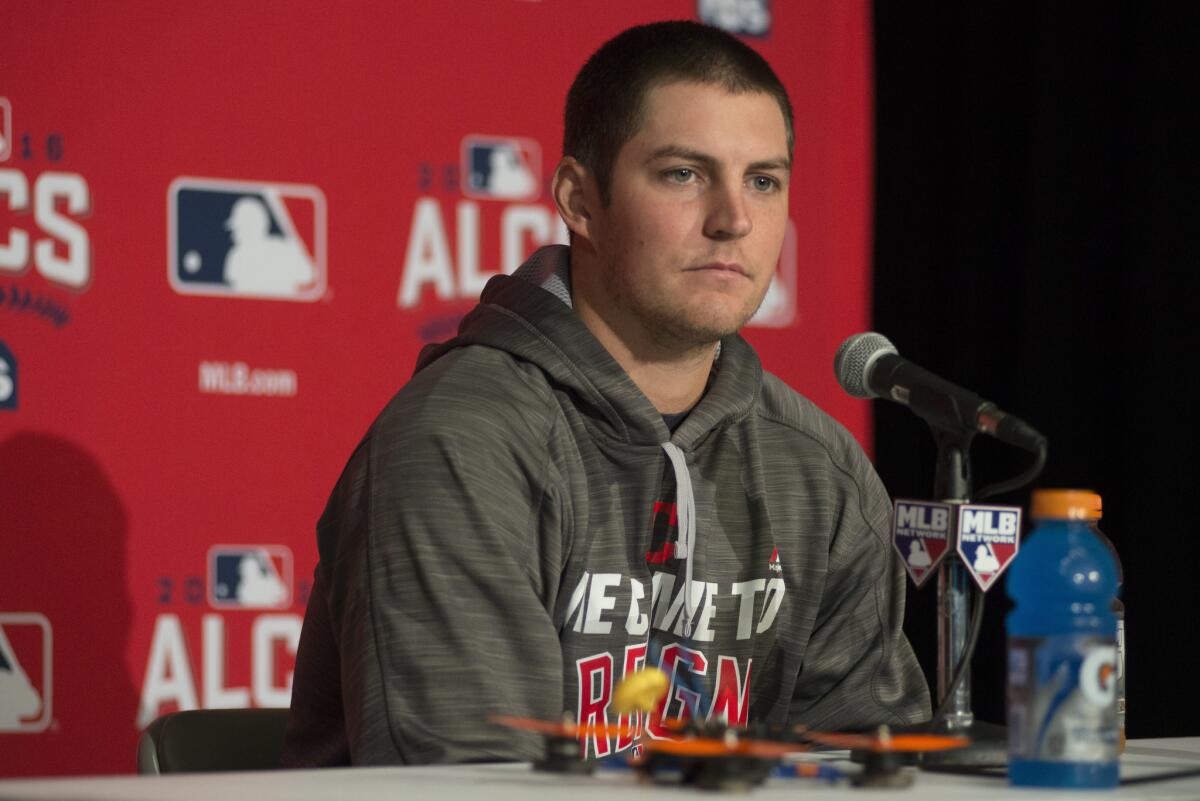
[661,442,696,638]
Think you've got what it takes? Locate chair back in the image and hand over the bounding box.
[137,707,291,774]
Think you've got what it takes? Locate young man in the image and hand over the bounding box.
[281,21,930,767]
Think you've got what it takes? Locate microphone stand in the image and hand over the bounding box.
[919,425,1008,768]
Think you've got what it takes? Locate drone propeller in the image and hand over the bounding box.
[794,726,969,753]
[490,714,638,740]
[640,734,803,760]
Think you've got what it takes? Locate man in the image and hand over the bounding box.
[281,20,930,767]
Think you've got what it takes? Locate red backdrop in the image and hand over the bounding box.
[0,0,872,776]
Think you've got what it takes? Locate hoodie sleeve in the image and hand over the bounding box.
[305,349,568,765]
[788,436,932,729]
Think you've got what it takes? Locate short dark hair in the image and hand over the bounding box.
[564,20,794,205]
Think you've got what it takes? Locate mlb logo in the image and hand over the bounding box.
[461,135,541,201]
[892,500,953,588]
[168,177,327,301]
[207,545,294,610]
[0,613,52,733]
[956,504,1022,592]
[0,340,16,411]
[698,0,772,37]
[0,97,11,161]
[748,219,797,328]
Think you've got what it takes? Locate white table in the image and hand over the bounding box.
[1,739,1198,800]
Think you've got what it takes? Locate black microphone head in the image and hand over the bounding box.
[835,332,898,399]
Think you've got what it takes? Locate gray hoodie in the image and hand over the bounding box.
[281,246,930,767]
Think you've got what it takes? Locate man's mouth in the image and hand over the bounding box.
[688,262,749,277]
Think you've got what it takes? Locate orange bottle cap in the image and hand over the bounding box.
[1031,489,1102,520]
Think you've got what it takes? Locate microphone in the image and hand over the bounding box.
[835,332,1045,452]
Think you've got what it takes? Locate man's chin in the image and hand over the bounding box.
[651,307,756,349]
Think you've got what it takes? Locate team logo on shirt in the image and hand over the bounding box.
[460,135,541,201]
[956,504,1021,592]
[645,501,680,564]
[207,545,294,609]
[0,613,52,733]
[892,499,953,587]
[168,177,327,301]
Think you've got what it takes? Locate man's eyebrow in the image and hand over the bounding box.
[748,158,792,173]
[645,145,791,172]
[645,145,716,166]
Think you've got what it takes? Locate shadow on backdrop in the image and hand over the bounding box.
[0,431,136,776]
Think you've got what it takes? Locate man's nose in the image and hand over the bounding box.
[703,181,753,240]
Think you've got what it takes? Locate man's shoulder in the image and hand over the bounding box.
[373,344,559,446]
[754,370,869,472]
[755,371,892,542]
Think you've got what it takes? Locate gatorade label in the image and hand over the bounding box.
[1008,635,1118,762]
[1116,619,1126,729]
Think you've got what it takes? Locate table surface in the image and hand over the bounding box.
[2,738,1198,801]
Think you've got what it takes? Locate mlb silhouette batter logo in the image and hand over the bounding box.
[956,503,1021,592]
[0,97,12,161]
[207,545,294,610]
[461,135,541,201]
[168,177,327,301]
[0,613,52,733]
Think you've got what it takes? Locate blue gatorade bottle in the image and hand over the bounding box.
[1006,489,1119,788]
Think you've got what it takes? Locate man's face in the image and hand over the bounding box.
[582,81,791,349]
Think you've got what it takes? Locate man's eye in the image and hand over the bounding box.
[665,168,695,183]
[751,175,779,192]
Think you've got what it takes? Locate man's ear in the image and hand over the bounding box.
[553,157,597,244]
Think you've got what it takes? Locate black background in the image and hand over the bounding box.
[872,5,1197,737]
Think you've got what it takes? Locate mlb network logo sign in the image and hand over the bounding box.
[0,613,52,733]
[892,499,952,588]
[168,177,327,301]
[207,545,294,610]
[461,135,541,201]
[0,97,12,161]
[957,504,1022,592]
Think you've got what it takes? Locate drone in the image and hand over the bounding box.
[493,663,968,791]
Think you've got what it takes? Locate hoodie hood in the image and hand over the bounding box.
[415,244,764,452]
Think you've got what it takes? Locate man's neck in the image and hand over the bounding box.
[573,292,718,416]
